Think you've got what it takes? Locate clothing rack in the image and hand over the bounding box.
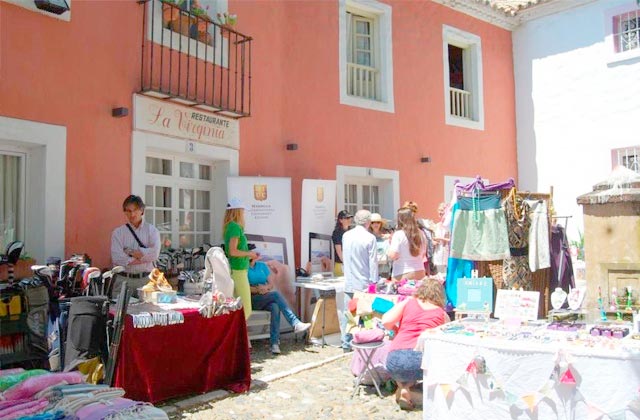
[476,186,554,318]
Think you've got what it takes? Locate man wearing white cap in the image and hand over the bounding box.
[341,209,378,351]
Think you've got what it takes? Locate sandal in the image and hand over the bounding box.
[396,389,414,411]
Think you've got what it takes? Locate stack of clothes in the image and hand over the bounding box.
[0,368,168,420]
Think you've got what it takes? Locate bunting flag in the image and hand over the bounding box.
[607,410,627,420]
[521,393,541,412]
[466,360,478,377]
[440,383,453,398]
[587,403,605,420]
[505,390,519,405]
[560,368,576,385]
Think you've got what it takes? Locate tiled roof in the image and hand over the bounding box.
[475,0,551,16]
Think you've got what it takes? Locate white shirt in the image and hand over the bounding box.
[342,225,378,293]
[111,221,161,274]
[389,229,426,276]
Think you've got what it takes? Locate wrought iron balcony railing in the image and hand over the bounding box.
[140,0,252,118]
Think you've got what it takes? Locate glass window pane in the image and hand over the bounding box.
[196,190,210,210]
[356,36,370,50]
[179,189,194,209]
[363,185,371,205]
[155,186,171,207]
[0,154,22,248]
[356,52,371,66]
[196,212,210,231]
[179,234,194,248]
[145,185,153,205]
[356,20,370,35]
[372,186,379,204]
[196,234,211,246]
[199,165,211,180]
[179,211,194,231]
[160,233,172,250]
[180,162,194,178]
[146,157,171,175]
[155,210,172,231]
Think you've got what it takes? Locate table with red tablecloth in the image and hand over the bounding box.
[114,308,251,403]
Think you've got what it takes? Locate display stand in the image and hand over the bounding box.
[453,309,491,321]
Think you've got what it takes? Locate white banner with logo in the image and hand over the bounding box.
[300,179,336,274]
[226,176,296,309]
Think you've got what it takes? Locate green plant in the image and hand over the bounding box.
[216,12,237,26]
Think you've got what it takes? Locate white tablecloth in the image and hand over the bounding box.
[420,330,640,419]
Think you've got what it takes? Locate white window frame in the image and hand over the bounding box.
[611,146,640,174]
[336,165,399,222]
[148,0,229,68]
[3,0,71,21]
[132,128,238,247]
[0,149,27,250]
[144,152,217,249]
[0,116,66,264]
[605,4,640,65]
[442,25,484,131]
[339,0,395,113]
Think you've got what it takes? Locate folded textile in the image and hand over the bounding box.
[3,373,84,401]
[352,329,385,344]
[0,369,24,378]
[0,397,48,420]
[103,404,168,420]
[130,311,184,329]
[13,409,71,420]
[75,397,139,420]
[0,370,48,392]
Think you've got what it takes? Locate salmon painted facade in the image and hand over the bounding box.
[0,0,518,267]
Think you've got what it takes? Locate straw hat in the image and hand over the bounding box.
[370,213,386,226]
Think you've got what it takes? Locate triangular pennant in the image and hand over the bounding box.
[466,360,477,377]
[505,391,519,405]
[560,368,576,385]
[607,410,626,420]
[440,384,452,398]
[587,403,605,420]
[539,379,555,396]
[456,372,468,388]
[522,393,537,411]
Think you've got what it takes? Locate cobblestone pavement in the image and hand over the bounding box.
[164,335,423,420]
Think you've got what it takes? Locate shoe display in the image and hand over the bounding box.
[271,344,281,354]
[293,322,311,334]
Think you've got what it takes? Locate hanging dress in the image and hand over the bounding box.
[502,189,532,290]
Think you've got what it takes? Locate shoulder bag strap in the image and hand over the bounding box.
[125,224,147,248]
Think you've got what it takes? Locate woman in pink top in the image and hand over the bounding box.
[387,207,427,281]
[382,278,447,410]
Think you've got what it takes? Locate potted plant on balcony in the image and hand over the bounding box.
[216,12,237,39]
[190,0,214,43]
[161,0,184,28]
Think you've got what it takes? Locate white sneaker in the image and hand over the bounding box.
[271,344,281,354]
[294,322,311,334]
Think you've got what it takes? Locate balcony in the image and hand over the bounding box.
[449,87,472,120]
[347,62,379,101]
[140,0,252,118]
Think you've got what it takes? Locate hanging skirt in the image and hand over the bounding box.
[450,207,510,261]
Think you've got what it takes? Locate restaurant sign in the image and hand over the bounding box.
[134,95,239,150]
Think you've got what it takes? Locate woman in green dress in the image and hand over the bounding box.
[223,198,258,320]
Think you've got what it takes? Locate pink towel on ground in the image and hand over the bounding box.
[2,372,84,401]
[0,398,48,420]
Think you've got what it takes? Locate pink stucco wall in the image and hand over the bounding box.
[0,0,516,267]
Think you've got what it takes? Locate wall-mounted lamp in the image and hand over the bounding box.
[112,107,129,118]
[420,156,431,163]
[286,143,298,151]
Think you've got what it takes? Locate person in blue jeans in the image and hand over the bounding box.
[248,257,310,354]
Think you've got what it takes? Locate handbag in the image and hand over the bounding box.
[125,224,147,248]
